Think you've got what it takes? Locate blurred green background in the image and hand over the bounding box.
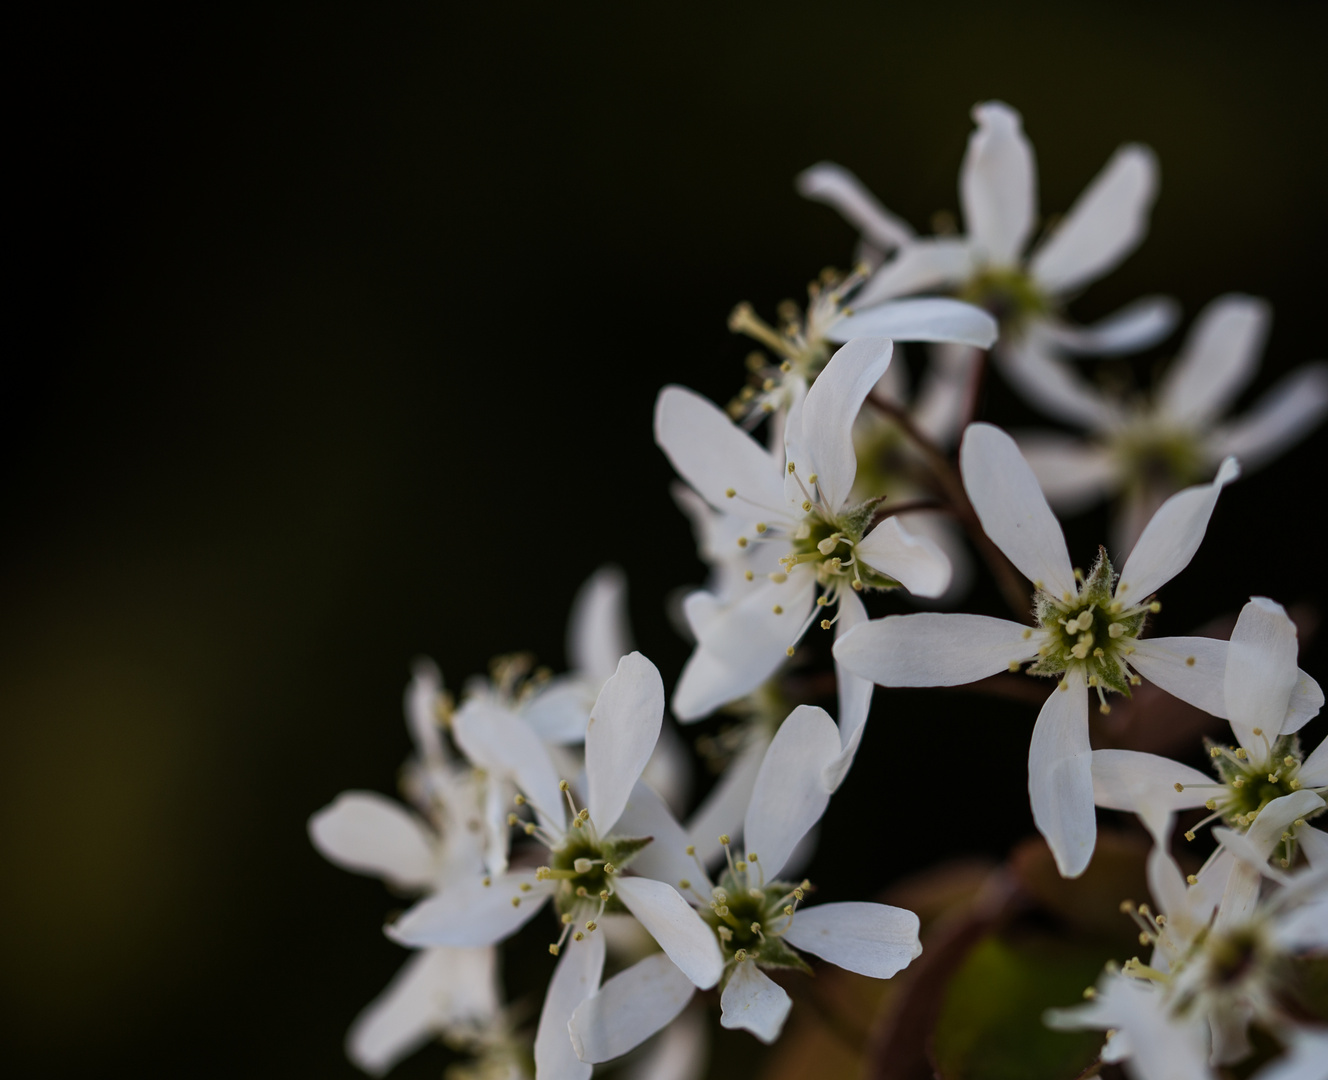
[5,2,1328,1075]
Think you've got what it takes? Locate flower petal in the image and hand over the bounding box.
[1157,295,1271,426]
[620,1005,708,1080]
[795,161,915,249]
[1116,457,1239,600]
[719,962,792,1044]
[1225,597,1300,747]
[614,781,712,895]
[834,612,1035,687]
[1206,362,1328,471]
[1038,296,1180,356]
[1028,144,1157,295]
[453,700,566,831]
[912,342,981,446]
[568,952,696,1064]
[744,705,841,877]
[822,588,874,792]
[1127,636,1230,719]
[1012,432,1119,513]
[534,933,606,1080]
[996,330,1122,431]
[613,876,724,989]
[521,678,593,745]
[309,792,439,891]
[783,901,921,978]
[404,658,448,770]
[1297,826,1328,871]
[853,238,975,307]
[960,101,1037,265]
[569,565,632,688]
[387,872,552,948]
[586,652,665,834]
[855,516,952,598]
[785,337,894,512]
[1251,1030,1328,1080]
[1298,734,1328,788]
[686,732,770,865]
[654,385,785,513]
[959,422,1076,596]
[1090,750,1212,844]
[1029,668,1094,878]
[827,297,997,349]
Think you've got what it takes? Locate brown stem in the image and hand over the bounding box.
[867,497,946,529]
[867,391,1029,617]
[958,347,991,434]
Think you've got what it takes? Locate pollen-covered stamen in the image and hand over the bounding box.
[701,845,813,973]
[1193,733,1324,854]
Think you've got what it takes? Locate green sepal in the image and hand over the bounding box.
[602,834,653,870]
[753,936,814,974]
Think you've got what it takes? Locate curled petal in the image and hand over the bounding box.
[853,238,975,307]
[795,161,915,249]
[1039,296,1179,356]
[960,101,1036,265]
[1225,597,1300,747]
[855,516,952,598]
[828,297,997,349]
[534,933,605,1080]
[586,652,665,834]
[1157,294,1271,426]
[1029,668,1094,878]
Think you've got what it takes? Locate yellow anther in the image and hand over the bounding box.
[1210,747,1223,758]
[1205,799,1217,811]
[745,570,754,581]
[735,949,748,962]
[1138,932,1152,946]
[1233,777,1245,788]
[1186,874,1198,885]
[599,890,610,901]
[1058,680,1069,692]
[821,619,832,630]
[1185,656,1196,667]
[719,834,731,845]
[1148,602,1161,613]
[801,500,812,512]
[520,883,532,892]
[524,823,536,835]
[1290,779,1302,790]
[1099,703,1111,715]
[1295,818,1307,828]
[787,462,796,474]
[603,863,616,875]
[1235,748,1248,760]
[549,944,560,955]
[725,488,736,498]
[786,646,796,656]
[1008,661,1021,673]
[851,580,864,590]
[756,522,768,533]
[1022,628,1033,640]
[816,595,829,606]
[768,571,787,583]
[1174,783,1185,793]
[1129,675,1141,685]
[1184,830,1196,842]
[482,877,492,887]
[685,845,695,856]
[1269,773,1280,783]
[1119,900,1135,913]
[750,922,761,933]
[772,605,783,615]
[1252,727,1263,736]
[784,905,794,916]
[507,813,520,826]
[1083,987,1097,999]
[807,473,818,484]
[561,913,573,924]
[793,888,804,901]
[1108,622,1125,638]
[585,921,597,931]
[574,931,584,941]
[514,794,526,805]
[1284,755,1297,768]
[511,897,521,908]
[737,536,749,548]
[559,780,570,791]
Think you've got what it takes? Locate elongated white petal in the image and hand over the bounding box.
[1029,144,1157,294]
[1252,1030,1328,1080]
[309,791,438,890]
[912,341,980,446]
[961,101,1036,265]
[719,962,792,1044]
[827,297,997,348]
[1206,362,1328,471]
[569,565,632,687]
[1299,734,1328,787]
[996,331,1122,431]
[620,1005,708,1080]
[1246,790,1327,858]
[783,901,921,978]
[834,612,1035,687]
[1225,597,1300,747]
[453,700,566,831]
[522,678,593,745]
[614,781,711,894]
[795,162,914,248]
[744,705,841,878]
[855,516,952,597]
[1091,750,1212,844]
[654,385,785,512]
[786,338,893,512]
[1116,458,1239,600]
[1144,845,1191,931]
[853,237,975,307]
[960,422,1076,596]
[1013,432,1119,513]
[568,952,696,1064]
[586,652,664,833]
[387,872,552,947]
[1127,636,1230,718]
[405,658,448,770]
[686,732,769,865]
[1038,296,1179,356]
[1296,827,1328,871]
[1158,295,1271,425]
[823,588,873,792]
[1029,669,1094,878]
[613,876,724,989]
[534,933,605,1080]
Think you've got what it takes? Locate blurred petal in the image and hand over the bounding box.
[828,297,997,348]
[1039,296,1179,356]
[1157,295,1271,425]
[1090,750,1212,844]
[1029,668,1094,878]
[569,565,632,687]
[569,952,696,1064]
[912,342,980,446]
[795,161,914,249]
[587,652,665,833]
[387,872,551,947]
[1028,144,1158,294]
[1299,735,1328,787]
[1224,597,1299,747]
[719,962,792,1044]
[1128,636,1230,719]
[1015,432,1119,513]
[522,678,592,745]
[309,791,438,890]
[996,331,1121,431]
[687,732,770,865]
[855,516,952,597]
[853,238,974,307]
[1251,1030,1328,1080]
[961,101,1036,265]
[620,1005,708,1080]
[834,612,1035,687]
[1206,362,1328,471]
[534,933,605,1080]
[823,588,873,791]
[783,901,921,978]
[404,658,448,770]
[614,781,712,894]
[453,700,566,831]
[960,422,1076,596]
[613,877,724,989]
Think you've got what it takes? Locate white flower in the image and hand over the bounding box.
[656,337,952,722]
[566,704,921,1063]
[387,653,723,1080]
[1016,295,1328,551]
[834,422,1240,878]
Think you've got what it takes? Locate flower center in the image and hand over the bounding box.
[958,266,1047,332]
[1113,422,1206,491]
[698,839,810,973]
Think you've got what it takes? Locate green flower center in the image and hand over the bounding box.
[701,853,811,975]
[1113,424,1206,491]
[959,266,1048,331]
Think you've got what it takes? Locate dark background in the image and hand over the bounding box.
[5,3,1328,1076]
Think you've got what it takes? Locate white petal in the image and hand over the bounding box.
[534,933,605,1080]
[744,705,842,877]
[1012,432,1119,513]
[1090,750,1212,845]
[613,876,724,989]
[613,781,711,895]
[1038,296,1180,356]
[1251,1030,1328,1080]
[1246,790,1327,859]
[995,330,1121,431]
[569,565,632,687]
[1144,845,1192,929]
[783,901,921,978]
[795,162,914,249]
[1225,597,1300,747]
[620,1005,708,1080]
[586,652,665,833]
[855,516,952,597]
[1157,295,1271,426]
[654,385,785,513]
[1029,669,1095,878]
[959,422,1076,596]
[686,732,770,865]
[522,678,593,745]
[912,342,981,446]
[453,700,566,831]
[786,337,893,512]
[387,872,551,948]
[1296,826,1328,870]
[960,101,1037,265]
[1299,734,1328,788]
[672,637,774,723]
[1206,362,1328,471]
[853,238,975,307]
[309,792,438,890]
[1127,636,1230,719]
[823,588,873,792]
[1028,144,1157,295]
[1116,458,1239,600]
[641,720,693,817]
[827,297,997,349]
[404,658,448,770]
[834,612,1035,687]
[568,952,696,1064]
[719,962,792,1044]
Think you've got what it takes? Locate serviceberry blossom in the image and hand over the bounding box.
[656,336,951,721]
[1017,294,1328,550]
[834,422,1240,878]
[566,704,921,1064]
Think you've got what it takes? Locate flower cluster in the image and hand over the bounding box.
[313,102,1326,1079]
